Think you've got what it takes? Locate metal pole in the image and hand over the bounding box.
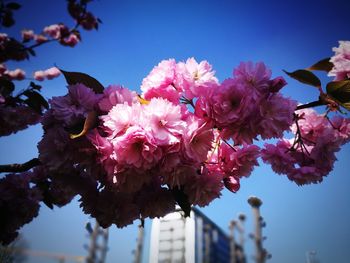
[248,196,264,263]
[133,224,145,263]
[229,220,237,263]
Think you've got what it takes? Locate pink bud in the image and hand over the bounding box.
[7,69,26,80]
[34,34,48,44]
[21,30,35,41]
[269,76,287,93]
[0,64,7,75]
[33,70,46,81]
[44,67,61,80]
[0,33,8,42]
[43,24,61,39]
[61,34,79,47]
[224,176,240,193]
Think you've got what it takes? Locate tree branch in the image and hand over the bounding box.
[295,100,325,111]
[0,158,41,173]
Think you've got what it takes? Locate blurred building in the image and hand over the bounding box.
[149,207,230,263]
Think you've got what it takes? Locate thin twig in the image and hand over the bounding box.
[0,158,41,173]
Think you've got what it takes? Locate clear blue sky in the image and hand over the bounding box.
[1,0,350,262]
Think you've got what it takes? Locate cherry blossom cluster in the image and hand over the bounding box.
[14,58,295,236]
[261,109,350,185]
[1,47,350,245]
[0,103,41,136]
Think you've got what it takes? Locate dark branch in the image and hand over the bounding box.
[0,158,41,173]
[295,100,325,111]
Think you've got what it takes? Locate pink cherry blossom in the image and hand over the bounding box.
[182,116,214,163]
[329,41,350,81]
[101,102,141,138]
[98,85,137,112]
[177,57,218,99]
[6,68,26,80]
[34,70,46,81]
[50,84,100,126]
[223,176,240,193]
[258,94,297,139]
[21,29,35,41]
[60,33,80,47]
[113,126,162,170]
[184,167,223,207]
[0,173,42,245]
[141,59,182,103]
[0,105,41,136]
[34,34,48,43]
[45,67,61,79]
[144,98,185,145]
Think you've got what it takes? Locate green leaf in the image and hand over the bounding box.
[60,69,104,94]
[307,57,334,72]
[171,187,191,217]
[326,80,350,110]
[284,69,321,88]
[6,2,21,10]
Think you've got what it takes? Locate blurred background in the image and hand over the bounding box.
[1,0,350,262]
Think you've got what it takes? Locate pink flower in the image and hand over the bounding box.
[233,61,272,97]
[329,41,350,81]
[0,33,8,42]
[223,176,240,193]
[101,102,141,138]
[144,98,185,145]
[0,173,42,245]
[98,85,137,112]
[50,84,99,126]
[262,109,350,185]
[21,29,35,41]
[261,140,295,175]
[162,164,197,188]
[0,105,41,136]
[111,168,152,193]
[0,63,7,75]
[184,167,223,207]
[258,94,296,139]
[34,34,48,43]
[182,116,214,163]
[217,143,260,178]
[34,70,45,81]
[177,57,218,99]
[87,129,115,175]
[6,68,26,80]
[45,67,61,79]
[136,184,175,218]
[43,24,68,39]
[60,33,80,47]
[209,78,249,127]
[141,59,182,103]
[113,126,162,170]
[269,76,287,93]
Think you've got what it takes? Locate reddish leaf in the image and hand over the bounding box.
[284,69,321,88]
[60,69,104,94]
[307,57,334,72]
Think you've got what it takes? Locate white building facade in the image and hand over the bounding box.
[149,207,230,263]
